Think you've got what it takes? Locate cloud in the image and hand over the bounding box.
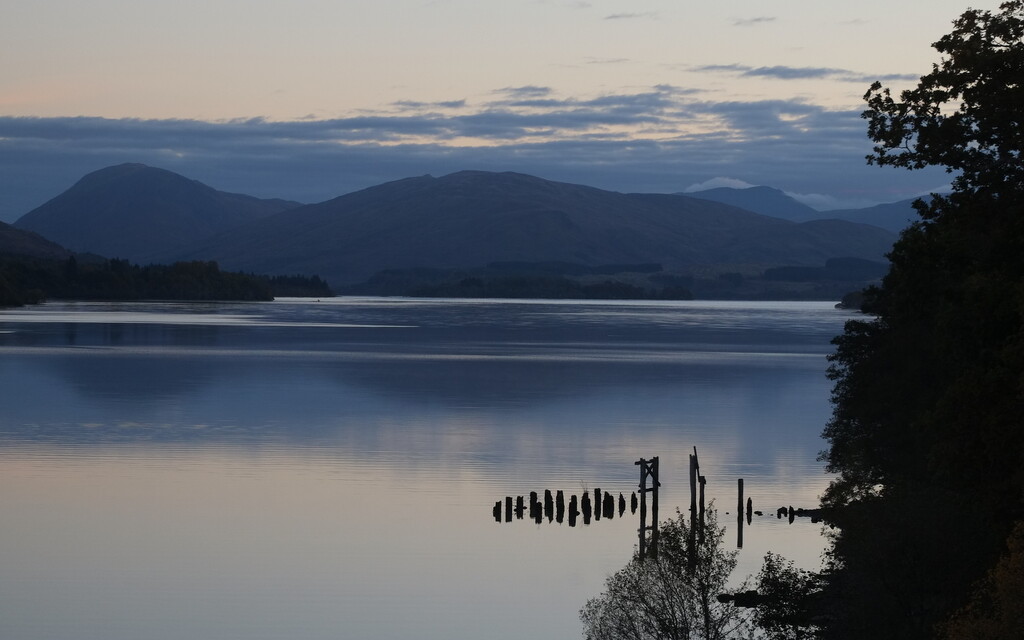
[0,86,953,222]
[690,64,919,83]
[391,99,467,110]
[585,57,631,65]
[785,191,852,211]
[683,177,758,192]
[732,16,776,27]
[604,12,657,20]
[493,86,553,98]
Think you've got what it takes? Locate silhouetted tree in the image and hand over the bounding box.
[580,508,754,640]
[752,553,822,640]
[819,3,1024,637]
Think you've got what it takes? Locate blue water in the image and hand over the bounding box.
[0,297,854,640]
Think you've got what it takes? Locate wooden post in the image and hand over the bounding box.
[699,474,707,545]
[689,452,698,569]
[636,456,660,560]
[556,490,565,524]
[699,475,706,518]
[638,462,648,559]
[505,496,513,523]
[594,488,602,521]
[689,454,698,523]
[737,479,744,549]
[544,489,554,522]
[651,457,659,557]
[603,492,614,519]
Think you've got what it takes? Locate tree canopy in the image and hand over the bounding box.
[863,0,1024,200]
[818,2,1024,638]
[580,508,753,640]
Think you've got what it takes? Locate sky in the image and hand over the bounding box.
[0,0,993,223]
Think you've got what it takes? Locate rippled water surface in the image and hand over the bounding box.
[0,298,855,640]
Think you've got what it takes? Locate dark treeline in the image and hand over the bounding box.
[793,4,1024,639]
[255,273,334,298]
[0,255,277,306]
[343,259,884,301]
[343,262,693,299]
[762,257,888,283]
[408,274,692,300]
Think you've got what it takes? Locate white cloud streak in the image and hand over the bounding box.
[731,16,777,27]
[690,64,920,83]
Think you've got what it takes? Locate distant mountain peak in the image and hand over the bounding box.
[14,164,301,262]
[685,184,822,222]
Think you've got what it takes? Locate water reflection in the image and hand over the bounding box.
[0,298,852,640]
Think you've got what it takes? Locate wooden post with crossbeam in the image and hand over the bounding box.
[635,456,660,560]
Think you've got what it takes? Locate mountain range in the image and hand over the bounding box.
[11,163,909,293]
[687,185,920,232]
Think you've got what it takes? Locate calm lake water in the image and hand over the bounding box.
[0,297,855,640]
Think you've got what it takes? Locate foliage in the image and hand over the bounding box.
[863,0,1024,199]
[942,521,1024,639]
[818,2,1024,638]
[752,553,823,640]
[579,508,754,640]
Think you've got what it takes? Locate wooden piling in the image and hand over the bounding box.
[689,454,698,521]
[699,473,707,545]
[636,456,660,560]
[737,479,744,549]
[689,453,698,569]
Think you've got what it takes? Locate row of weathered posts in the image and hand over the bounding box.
[492,448,822,564]
[491,488,640,527]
